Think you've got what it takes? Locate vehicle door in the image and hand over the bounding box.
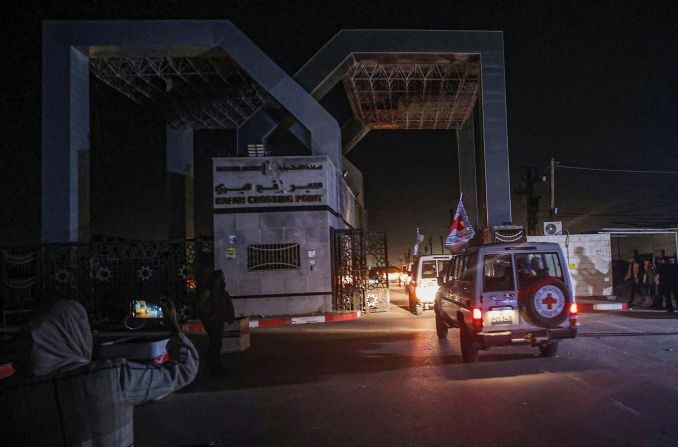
[439,256,458,317]
[481,253,520,329]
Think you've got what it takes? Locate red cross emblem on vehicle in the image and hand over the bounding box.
[541,293,558,310]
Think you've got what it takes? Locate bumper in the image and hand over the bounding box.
[476,326,577,347]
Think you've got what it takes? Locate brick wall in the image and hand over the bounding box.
[527,234,613,298]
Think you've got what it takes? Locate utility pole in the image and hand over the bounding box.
[439,235,444,253]
[550,157,557,217]
[428,237,433,255]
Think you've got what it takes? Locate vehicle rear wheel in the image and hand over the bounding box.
[539,341,559,357]
[460,324,479,363]
[435,310,448,339]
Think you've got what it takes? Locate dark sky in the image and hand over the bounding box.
[2,0,677,258]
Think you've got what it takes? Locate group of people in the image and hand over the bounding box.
[0,269,234,446]
[625,256,677,312]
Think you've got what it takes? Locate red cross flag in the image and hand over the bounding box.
[445,194,475,253]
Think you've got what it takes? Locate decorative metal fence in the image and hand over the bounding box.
[332,230,389,312]
[1,239,213,327]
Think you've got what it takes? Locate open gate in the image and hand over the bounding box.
[332,229,390,312]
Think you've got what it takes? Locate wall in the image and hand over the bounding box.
[527,234,613,297]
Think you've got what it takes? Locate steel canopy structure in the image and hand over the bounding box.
[90,50,271,129]
[342,54,480,130]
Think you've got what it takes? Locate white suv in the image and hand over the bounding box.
[434,243,578,362]
[408,255,452,315]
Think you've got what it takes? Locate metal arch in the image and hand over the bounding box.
[42,20,344,243]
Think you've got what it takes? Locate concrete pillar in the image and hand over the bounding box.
[480,44,512,226]
[167,127,194,240]
[41,42,90,243]
[457,115,479,229]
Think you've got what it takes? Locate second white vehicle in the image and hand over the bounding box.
[408,254,452,315]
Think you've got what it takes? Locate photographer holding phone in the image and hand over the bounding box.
[1,297,198,446]
[198,269,235,373]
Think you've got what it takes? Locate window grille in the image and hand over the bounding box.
[247,144,265,157]
[247,243,301,271]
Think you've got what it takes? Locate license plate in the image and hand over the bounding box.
[488,309,513,326]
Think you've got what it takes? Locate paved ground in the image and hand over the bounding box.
[136,290,678,447]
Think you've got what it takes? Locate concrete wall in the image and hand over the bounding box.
[528,234,613,298]
[214,211,333,316]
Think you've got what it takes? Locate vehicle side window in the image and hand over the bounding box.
[446,257,457,283]
[438,260,450,279]
[515,252,564,289]
[483,254,515,292]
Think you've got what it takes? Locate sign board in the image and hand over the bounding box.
[225,247,237,260]
[213,157,327,209]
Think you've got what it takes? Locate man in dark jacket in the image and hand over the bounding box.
[0,298,198,446]
[625,256,641,307]
[662,257,677,312]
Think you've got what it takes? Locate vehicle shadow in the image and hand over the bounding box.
[182,332,597,392]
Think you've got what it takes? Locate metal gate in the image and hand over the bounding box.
[332,229,389,312]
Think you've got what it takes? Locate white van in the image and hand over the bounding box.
[408,254,452,315]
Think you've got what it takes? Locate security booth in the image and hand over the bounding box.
[212,155,366,317]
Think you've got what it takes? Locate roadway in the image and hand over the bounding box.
[136,289,678,447]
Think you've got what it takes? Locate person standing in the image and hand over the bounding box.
[664,257,677,313]
[198,269,235,372]
[641,258,657,308]
[1,298,198,446]
[625,256,641,307]
[656,257,667,309]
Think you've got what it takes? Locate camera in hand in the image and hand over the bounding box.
[130,299,164,319]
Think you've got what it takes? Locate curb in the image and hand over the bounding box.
[250,311,362,328]
[578,302,628,312]
[182,311,362,332]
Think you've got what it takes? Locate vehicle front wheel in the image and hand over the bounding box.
[460,324,479,363]
[435,311,448,339]
[539,341,559,357]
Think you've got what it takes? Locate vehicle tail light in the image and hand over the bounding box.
[569,302,578,327]
[472,307,483,332]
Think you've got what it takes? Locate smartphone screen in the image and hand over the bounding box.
[131,299,164,319]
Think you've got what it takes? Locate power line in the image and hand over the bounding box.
[557,163,678,175]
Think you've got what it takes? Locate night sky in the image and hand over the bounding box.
[2,1,677,263]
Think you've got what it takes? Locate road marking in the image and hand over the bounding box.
[567,375,642,418]
[594,320,644,333]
